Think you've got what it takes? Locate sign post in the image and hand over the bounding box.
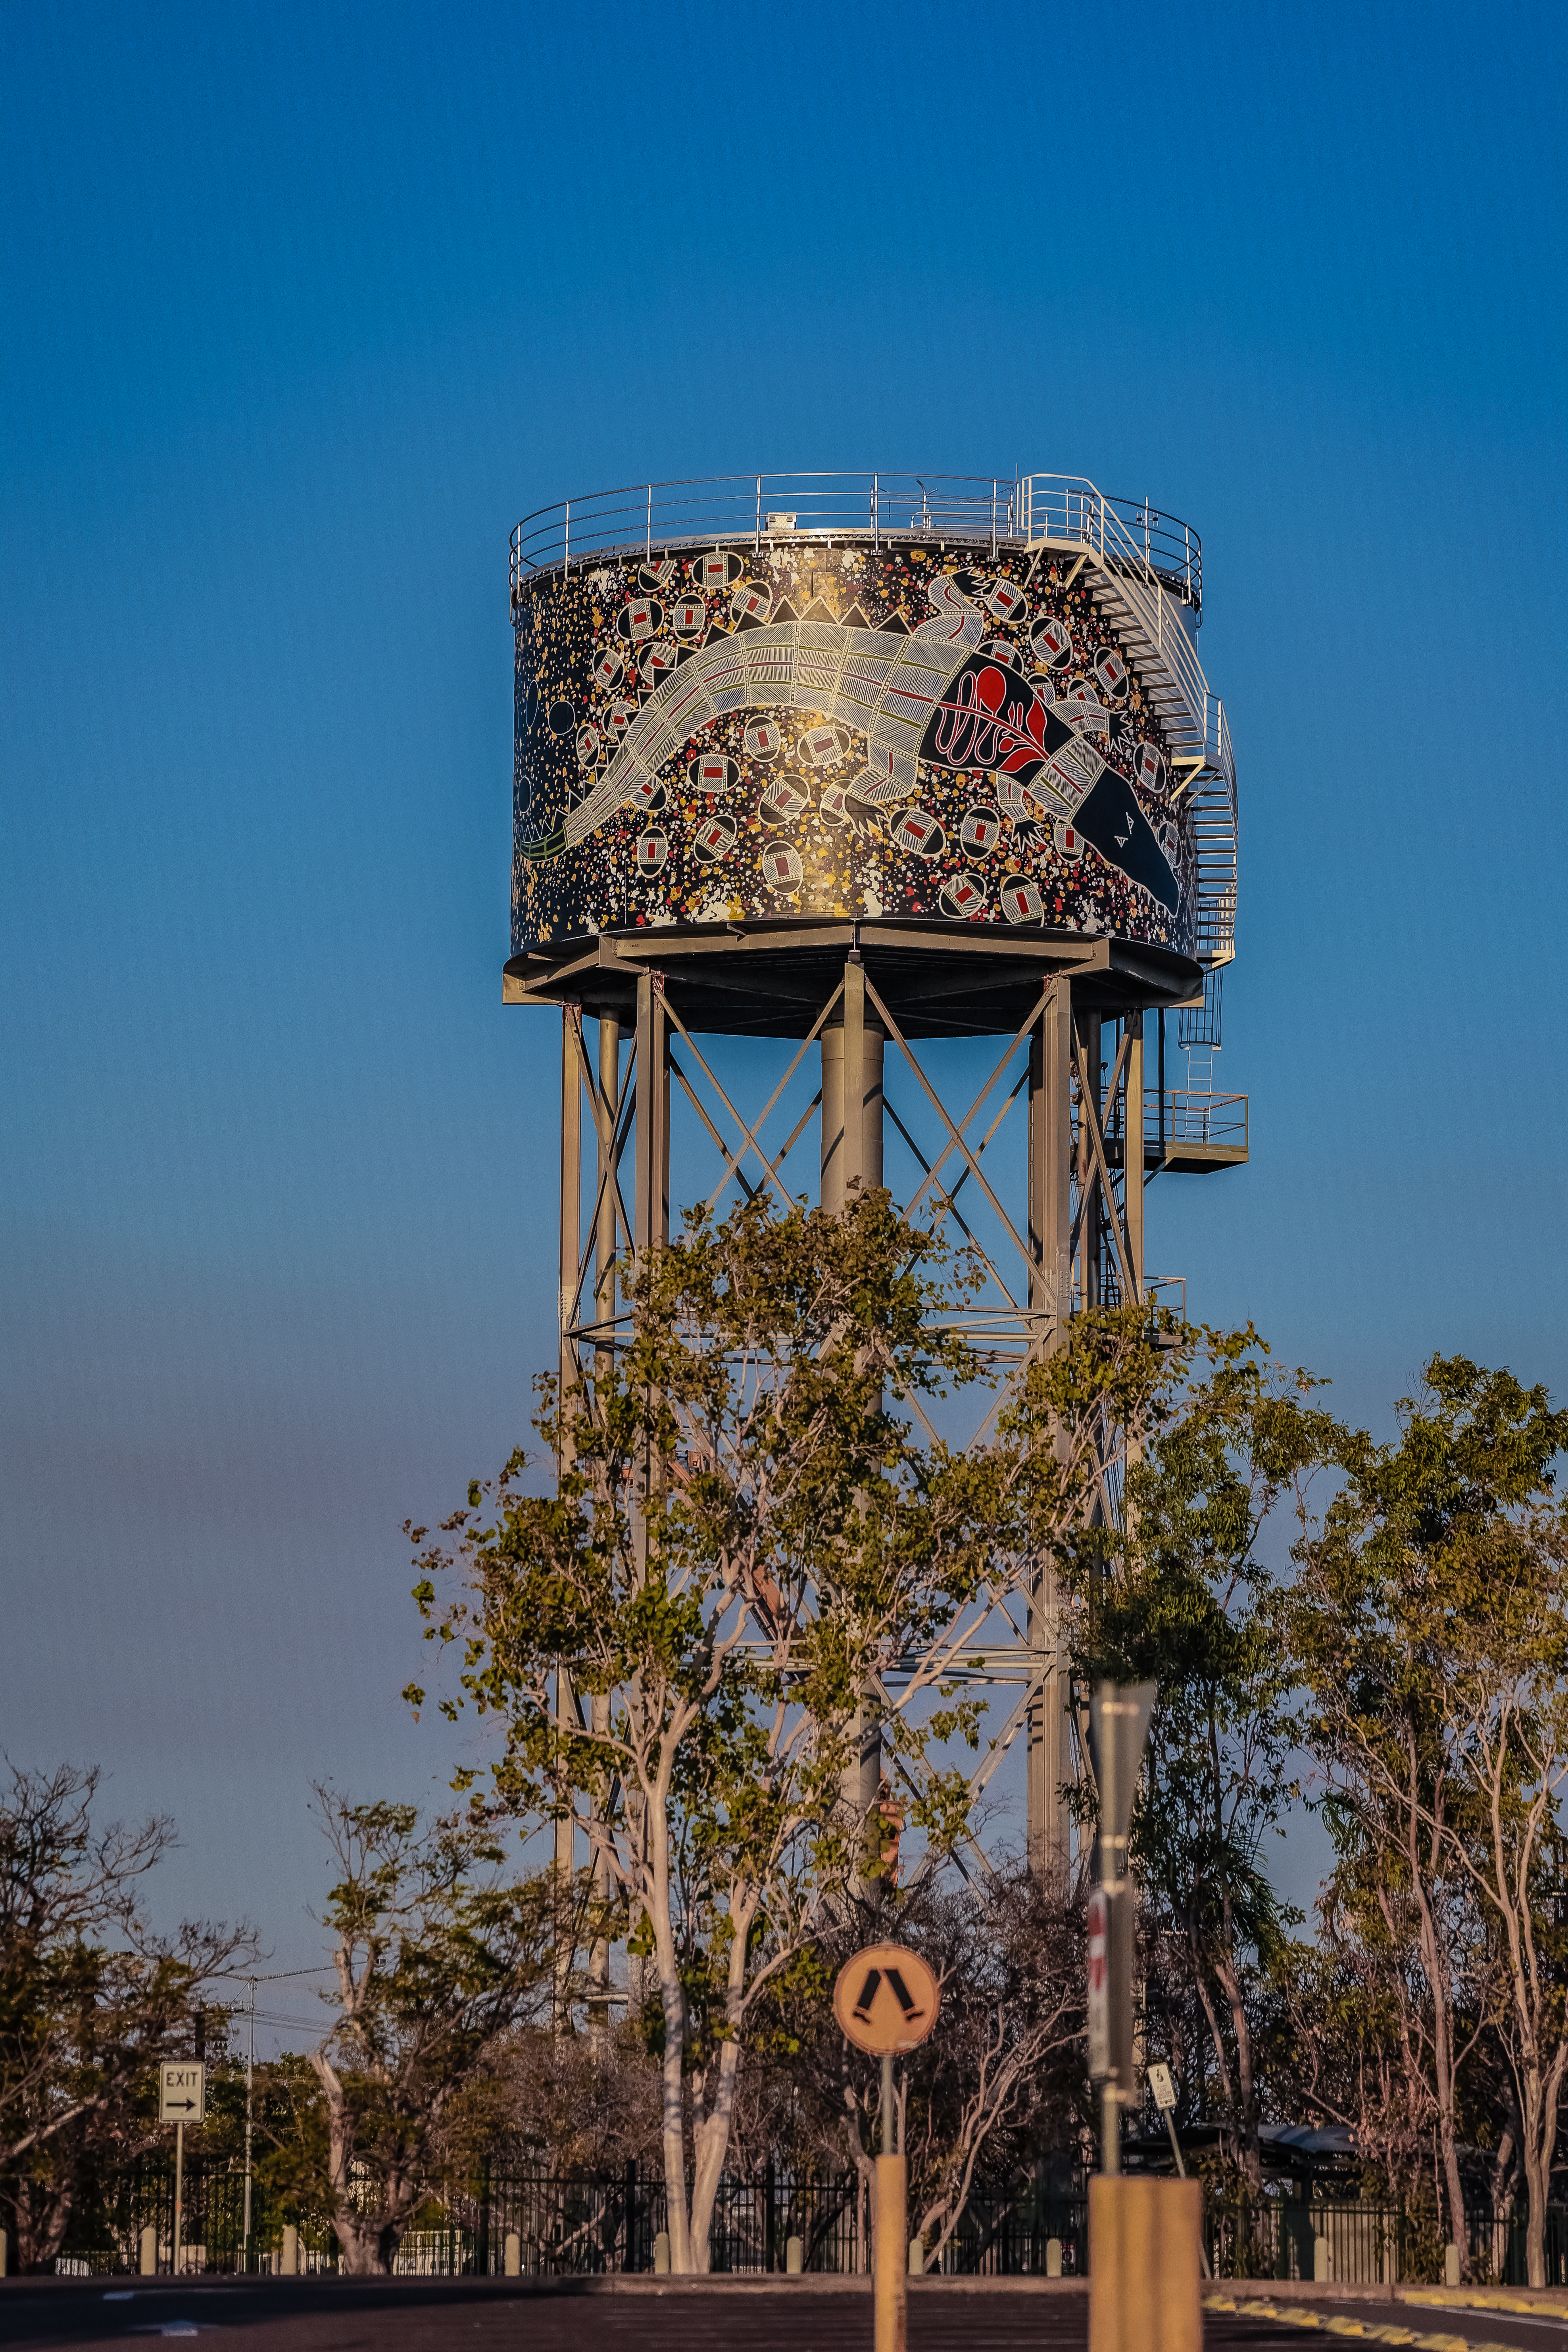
[159,2062,206,2275]
[833,1944,940,2352]
[1148,2064,1210,2279]
[1084,1682,1200,2352]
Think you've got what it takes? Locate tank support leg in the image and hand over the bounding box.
[1027,982,1074,1883]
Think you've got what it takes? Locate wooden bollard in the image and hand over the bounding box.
[1089,2177,1201,2352]
[875,2156,907,2352]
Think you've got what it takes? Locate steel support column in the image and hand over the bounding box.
[1029,984,1072,1330]
[633,974,669,1261]
[822,954,886,1901]
[1026,983,1072,1882]
[1124,1014,1144,1304]
[560,1007,582,1440]
[555,1009,582,2024]
[821,955,884,1210]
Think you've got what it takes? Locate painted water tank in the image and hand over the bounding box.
[509,473,1236,980]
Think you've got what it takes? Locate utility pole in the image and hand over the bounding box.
[243,1983,255,2272]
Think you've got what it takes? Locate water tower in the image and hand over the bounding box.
[503,472,1244,1874]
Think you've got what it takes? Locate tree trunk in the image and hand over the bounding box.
[1403,1762,1468,2267]
[1215,1921,1263,2192]
[309,2049,405,2277]
[1515,2041,1568,2291]
[647,1784,693,2272]
[688,1899,753,2268]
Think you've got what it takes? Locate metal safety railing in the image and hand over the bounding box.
[1162,1091,1248,1150]
[510,471,1203,609]
[1103,1089,1249,1159]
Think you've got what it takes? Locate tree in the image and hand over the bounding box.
[1078,1340,1338,2191]
[0,1758,255,2271]
[896,1873,1084,2271]
[406,1193,1191,2271]
[301,1789,557,2274]
[1291,1358,1568,2285]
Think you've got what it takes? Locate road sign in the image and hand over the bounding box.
[832,1943,940,2056]
[1148,2062,1177,2114]
[159,2061,206,2123]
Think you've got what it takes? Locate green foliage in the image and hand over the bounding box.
[404,1189,1198,2268]
[0,1759,255,2269]
[1068,1336,1340,2181]
[1289,1357,1568,2277]
[296,1789,558,2274]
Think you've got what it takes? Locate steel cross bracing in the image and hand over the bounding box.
[544,935,1188,1890]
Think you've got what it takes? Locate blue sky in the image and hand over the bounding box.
[2,0,1565,2025]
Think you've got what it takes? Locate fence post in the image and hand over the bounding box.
[140,2223,157,2276]
[653,2230,670,2275]
[625,2158,637,2273]
[281,2223,299,2277]
[1046,2237,1063,2277]
[505,2231,521,2278]
[786,2234,803,2275]
[478,2156,492,2276]
[1314,2234,1330,2283]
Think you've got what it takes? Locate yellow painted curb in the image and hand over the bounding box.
[1201,2294,1527,2352]
[1405,2289,1568,2319]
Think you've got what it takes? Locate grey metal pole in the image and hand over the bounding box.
[173,2119,185,2274]
[242,1984,254,2268]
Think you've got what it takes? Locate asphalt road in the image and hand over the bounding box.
[1,2278,1069,2352]
[3,2279,1568,2352]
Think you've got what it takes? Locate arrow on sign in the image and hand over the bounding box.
[851,1966,925,2028]
[164,2099,199,2112]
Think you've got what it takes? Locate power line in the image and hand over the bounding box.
[204,1965,332,1984]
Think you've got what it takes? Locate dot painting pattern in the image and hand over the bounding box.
[513,538,1195,952]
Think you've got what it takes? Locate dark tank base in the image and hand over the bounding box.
[503,915,1202,1041]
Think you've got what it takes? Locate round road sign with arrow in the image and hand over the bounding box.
[832,1943,940,2055]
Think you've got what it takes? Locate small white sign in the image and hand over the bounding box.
[1148,2060,1177,2114]
[159,2061,206,2123]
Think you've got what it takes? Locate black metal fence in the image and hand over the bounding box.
[39,2158,1086,2279]
[30,2157,1568,2288]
